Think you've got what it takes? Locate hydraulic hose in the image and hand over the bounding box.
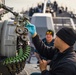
[3,45,31,65]
[0,45,31,74]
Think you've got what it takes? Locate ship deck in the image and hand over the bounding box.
[17,55,41,75]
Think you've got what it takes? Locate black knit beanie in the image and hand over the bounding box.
[56,27,76,46]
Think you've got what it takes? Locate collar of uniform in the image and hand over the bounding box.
[57,46,74,58]
[59,46,73,54]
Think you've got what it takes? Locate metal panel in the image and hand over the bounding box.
[0,20,17,57]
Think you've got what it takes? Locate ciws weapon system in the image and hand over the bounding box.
[0,4,31,75]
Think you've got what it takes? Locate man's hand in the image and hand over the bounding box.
[25,23,37,37]
[39,60,48,71]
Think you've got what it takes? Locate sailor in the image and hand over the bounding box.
[34,29,54,64]
[25,23,76,75]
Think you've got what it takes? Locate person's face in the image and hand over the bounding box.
[46,34,53,42]
[54,36,62,48]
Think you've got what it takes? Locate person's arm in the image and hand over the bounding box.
[25,23,56,59]
[32,34,56,59]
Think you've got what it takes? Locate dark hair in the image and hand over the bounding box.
[46,30,54,36]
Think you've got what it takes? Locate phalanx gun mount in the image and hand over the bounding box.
[0,4,31,75]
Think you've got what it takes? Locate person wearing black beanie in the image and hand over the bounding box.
[25,23,76,75]
[56,27,76,46]
[53,27,76,53]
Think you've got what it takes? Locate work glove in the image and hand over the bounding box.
[25,22,37,36]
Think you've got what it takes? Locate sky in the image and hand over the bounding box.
[4,0,76,13]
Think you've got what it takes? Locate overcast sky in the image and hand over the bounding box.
[5,0,76,13]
